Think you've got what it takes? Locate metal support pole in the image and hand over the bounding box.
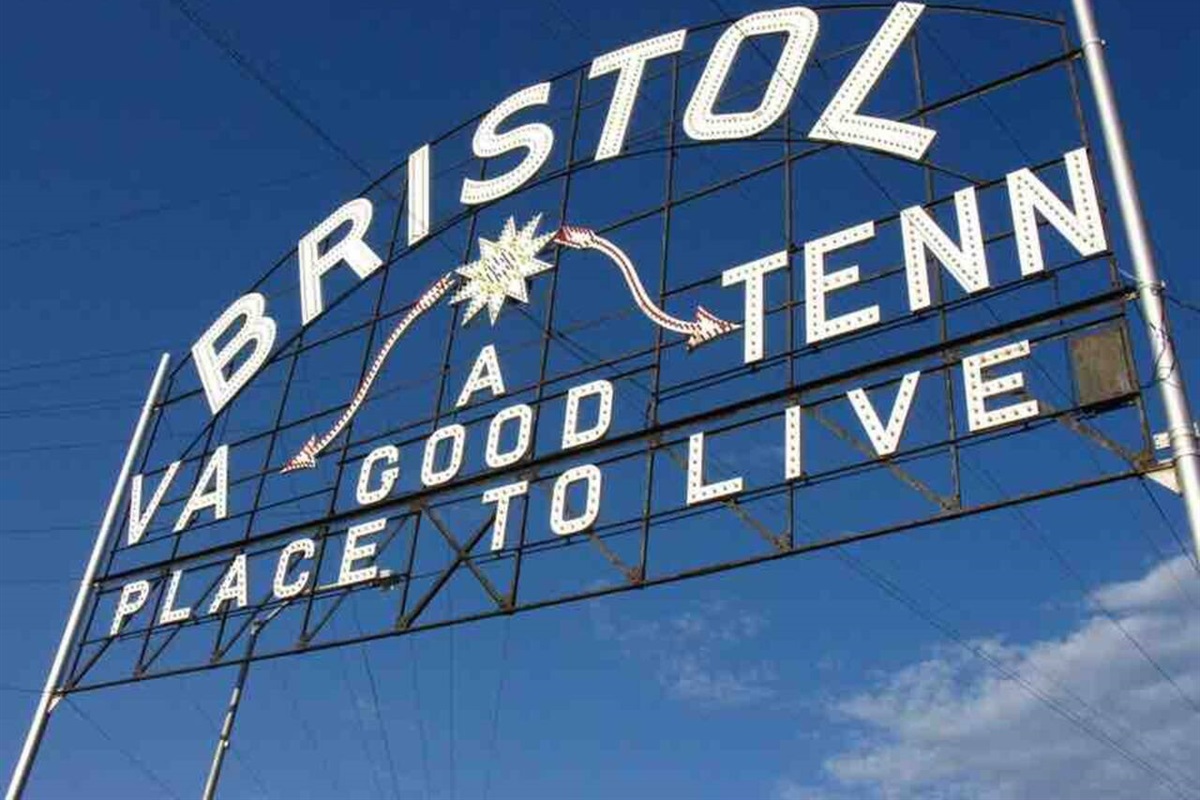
[1071,0,1200,551]
[6,353,171,800]
[201,605,282,800]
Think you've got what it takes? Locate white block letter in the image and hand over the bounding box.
[809,3,935,160]
[785,405,804,480]
[174,445,229,533]
[299,198,384,325]
[158,570,192,625]
[551,465,603,535]
[902,187,988,311]
[1007,148,1106,277]
[456,344,507,408]
[461,83,554,205]
[408,144,431,246]
[684,8,819,141]
[486,404,533,469]
[357,445,399,506]
[422,424,466,487]
[847,371,921,456]
[192,293,277,415]
[805,221,880,343]
[963,340,1040,432]
[127,461,180,545]
[110,580,150,636]
[722,251,788,364]
[687,432,743,505]
[562,380,614,449]
[274,538,315,599]
[484,480,529,551]
[208,554,248,615]
[340,518,385,586]
[591,30,686,160]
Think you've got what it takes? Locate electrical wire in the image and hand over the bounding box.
[0,576,83,586]
[969,461,1200,716]
[64,697,184,800]
[276,662,347,796]
[831,515,1200,793]
[1165,290,1200,318]
[163,0,374,181]
[0,363,156,393]
[0,684,42,695]
[480,616,513,800]
[0,346,165,375]
[408,634,435,800]
[352,606,404,800]
[187,695,274,800]
[0,397,142,419]
[336,643,388,800]
[0,166,333,251]
[0,524,92,536]
[834,551,1196,800]
[447,581,457,800]
[1139,477,1200,575]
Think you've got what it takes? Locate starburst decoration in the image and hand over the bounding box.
[449,214,556,325]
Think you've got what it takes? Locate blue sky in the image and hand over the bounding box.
[2,1,1199,799]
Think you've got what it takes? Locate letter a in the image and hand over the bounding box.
[455,345,507,408]
[174,445,229,532]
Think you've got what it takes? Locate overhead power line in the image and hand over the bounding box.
[64,697,184,800]
[0,524,92,535]
[0,363,157,393]
[0,347,165,376]
[837,551,1197,799]
[0,577,84,586]
[186,696,273,800]
[164,0,374,180]
[1165,291,1200,318]
[351,606,403,800]
[0,441,126,456]
[0,166,332,251]
[0,397,142,419]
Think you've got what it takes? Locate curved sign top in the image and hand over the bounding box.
[191,3,946,420]
[72,2,1141,692]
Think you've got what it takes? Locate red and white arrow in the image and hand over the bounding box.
[281,273,456,473]
[553,225,739,349]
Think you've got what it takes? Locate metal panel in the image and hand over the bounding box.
[1070,323,1137,408]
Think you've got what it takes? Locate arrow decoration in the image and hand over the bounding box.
[553,224,740,349]
[280,215,740,474]
[281,273,456,473]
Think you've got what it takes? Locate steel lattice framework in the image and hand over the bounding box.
[56,3,1161,695]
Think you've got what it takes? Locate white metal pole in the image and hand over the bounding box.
[6,353,172,800]
[1071,0,1200,551]
[200,604,283,800]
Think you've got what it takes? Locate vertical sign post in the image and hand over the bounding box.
[1072,0,1200,550]
[6,353,172,800]
[200,604,284,800]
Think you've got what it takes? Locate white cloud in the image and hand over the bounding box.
[782,556,1200,800]
[772,778,837,800]
[591,596,779,709]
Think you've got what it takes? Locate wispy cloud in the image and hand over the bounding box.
[776,555,1200,800]
[591,596,779,709]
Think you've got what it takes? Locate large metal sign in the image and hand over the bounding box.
[33,3,1181,697]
